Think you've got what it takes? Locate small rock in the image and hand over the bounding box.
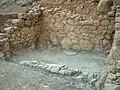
[108,73,116,80]
[107,11,115,17]
[115,23,120,29]
[3,27,13,33]
[115,17,120,23]
[0,52,4,59]
[63,50,78,56]
[61,38,72,49]
[116,73,120,77]
[105,84,120,90]
[89,78,97,86]
[52,37,60,46]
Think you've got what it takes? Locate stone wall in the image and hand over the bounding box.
[41,6,115,52]
[0,0,115,56]
[0,0,116,57]
[103,5,120,90]
[0,5,42,57]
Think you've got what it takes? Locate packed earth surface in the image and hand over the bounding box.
[0,48,105,90]
[9,48,105,74]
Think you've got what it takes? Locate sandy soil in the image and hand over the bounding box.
[9,48,106,74]
[0,60,97,90]
[0,48,106,90]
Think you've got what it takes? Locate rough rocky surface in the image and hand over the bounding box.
[0,60,101,90]
[98,4,120,90]
[0,0,115,55]
[41,0,114,52]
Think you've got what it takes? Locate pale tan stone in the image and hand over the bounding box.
[67,19,74,25]
[79,40,93,51]
[61,37,72,49]
[67,32,76,40]
[107,25,114,34]
[21,27,30,35]
[0,52,4,58]
[11,19,22,27]
[25,20,32,26]
[52,37,60,46]
[105,84,120,90]
[102,39,109,46]
[94,20,100,26]
[2,41,9,52]
[105,35,111,40]
[73,45,81,50]
[60,11,66,18]
[64,24,73,33]
[107,11,115,17]
[115,17,120,23]
[72,39,78,44]
[79,21,86,25]
[115,23,120,29]
[74,16,80,21]
[18,13,27,19]
[101,20,110,26]
[3,27,13,33]
[54,23,64,29]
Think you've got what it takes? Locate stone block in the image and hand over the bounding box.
[18,13,27,19]
[107,11,115,17]
[61,37,72,49]
[0,52,4,59]
[52,37,60,46]
[3,27,13,33]
[116,12,120,17]
[115,23,120,29]
[115,17,120,23]
[67,19,74,25]
[107,73,116,80]
[79,40,93,51]
[102,39,110,46]
[105,84,120,90]
[111,6,116,11]
[11,19,24,27]
[25,20,32,26]
[21,27,30,35]
[101,20,110,26]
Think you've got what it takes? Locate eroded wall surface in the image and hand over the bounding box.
[40,0,115,52]
[0,0,116,57]
[103,5,120,90]
[0,5,42,56]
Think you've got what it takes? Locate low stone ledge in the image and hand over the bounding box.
[0,13,18,19]
[115,23,120,29]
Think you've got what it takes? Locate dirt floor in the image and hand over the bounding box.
[0,48,106,90]
[9,48,105,74]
